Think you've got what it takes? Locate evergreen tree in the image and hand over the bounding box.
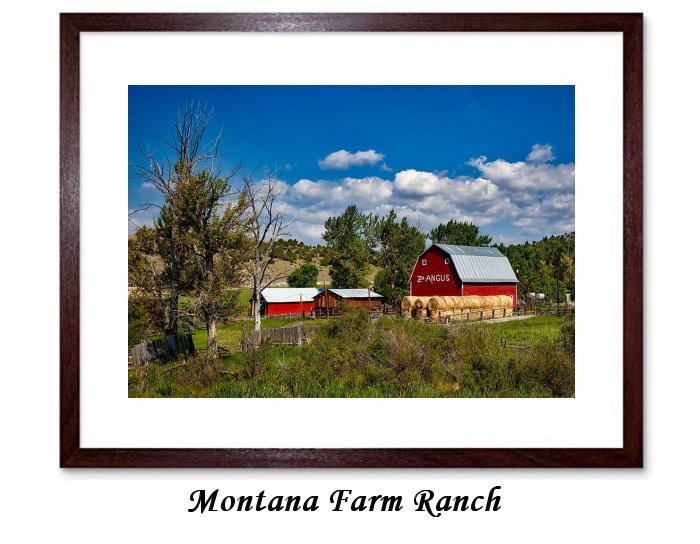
[287,263,319,288]
[496,233,575,302]
[322,205,374,288]
[130,103,248,356]
[428,219,492,246]
[375,209,426,303]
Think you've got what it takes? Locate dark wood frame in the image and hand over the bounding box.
[60,13,643,468]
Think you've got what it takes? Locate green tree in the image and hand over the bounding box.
[128,232,171,341]
[287,263,319,288]
[323,205,375,288]
[130,102,248,356]
[373,267,393,301]
[375,209,426,303]
[174,168,248,354]
[428,219,492,246]
[496,232,575,301]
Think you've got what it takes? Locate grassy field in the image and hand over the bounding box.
[129,313,574,399]
[190,315,324,352]
[487,316,564,344]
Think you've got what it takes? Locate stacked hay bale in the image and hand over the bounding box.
[427,296,446,318]
[452,296,466,318]
[404,294,515,321]
[413,297,431,319]
[401,296,432,318]
[401,296,417,318]
[460,295,478,320]
[447,296,463,317]
[497,295,514,317]
[479,296,493,320]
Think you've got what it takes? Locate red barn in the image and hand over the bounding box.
[410,244,518,304]
[253,288,322,317]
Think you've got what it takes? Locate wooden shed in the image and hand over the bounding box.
[252,287,322,317]
[313,288,384,317]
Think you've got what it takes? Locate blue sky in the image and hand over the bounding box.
[129,85,574,245]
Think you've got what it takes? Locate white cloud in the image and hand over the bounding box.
[526,143,555,163]
[288,176,393,209]
[129,145,574,245]
[394,169,445,196]
[318,149,385,170]
[139,182,157,192]
[468,155,574,192]
[282,144,574,244]
[379,163,393,172]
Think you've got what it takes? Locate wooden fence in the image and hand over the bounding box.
[425,305,574,324]
[130,333,196,366]
[530,304,575,317]
[240,323,318,351]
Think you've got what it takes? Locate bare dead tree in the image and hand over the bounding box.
[129,102,245,354]
[242,171,293,332]
[131,102,222,198]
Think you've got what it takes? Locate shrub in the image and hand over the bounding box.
[520,340,575,397]
[560,313,575,358]
[155,375,174,397]
[287,263,319,288]
[129,313,576,398]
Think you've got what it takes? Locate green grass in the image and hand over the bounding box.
[487,316,564,344]
[130,312,574,399]
[190,317,324,352]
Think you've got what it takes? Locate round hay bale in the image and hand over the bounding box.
[427,297,441,313]
[401,296,417,311]
[414,297,430,310]
[448,297,463,314]
[435,297,449,311]
[462,296,480,309]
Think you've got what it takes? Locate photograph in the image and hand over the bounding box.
[127,84,575,399]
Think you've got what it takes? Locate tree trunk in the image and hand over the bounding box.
[165,229,179,335]
[204,251,218,357]
[254,287,262,332]
[165,292,179,336]
[206,310,218,356]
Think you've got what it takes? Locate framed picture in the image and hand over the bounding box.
[61,13,643,467]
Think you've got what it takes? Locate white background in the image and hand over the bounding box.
[80,32,622,449]
[0,0,698,542]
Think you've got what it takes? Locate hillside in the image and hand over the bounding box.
[264,255,378,288]
[495,232,575,301]
[130,232,570,292]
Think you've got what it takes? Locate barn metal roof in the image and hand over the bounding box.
[434,244,519,283]
[318,288,383,299]
[260,287,322,303]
